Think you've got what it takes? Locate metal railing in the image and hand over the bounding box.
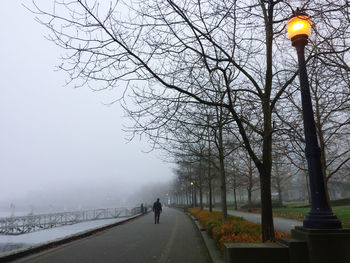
[0,206,142,235]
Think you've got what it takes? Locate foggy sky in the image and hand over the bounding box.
[0,1,173,212]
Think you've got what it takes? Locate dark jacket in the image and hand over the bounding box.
[153,201,162,213]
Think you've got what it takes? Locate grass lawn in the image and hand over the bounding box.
[226,201,350,228]
[213,201,350,228]
[273,203,350,228]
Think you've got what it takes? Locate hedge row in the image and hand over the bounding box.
[188,208,290,253]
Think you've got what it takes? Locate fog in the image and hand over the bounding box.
[0,2,173,214]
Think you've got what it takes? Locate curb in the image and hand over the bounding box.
[0,213,145,262]
[186,212,224,263]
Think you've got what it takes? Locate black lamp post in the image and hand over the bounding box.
[190,181,195,207]
[286,10,342,229]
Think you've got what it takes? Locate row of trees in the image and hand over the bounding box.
[32,0,350,241]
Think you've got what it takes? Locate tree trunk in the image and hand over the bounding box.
[247,159,253,212]
[219,158,227,221]
[213,180,216,207]
[259,113,275,241]
[247,188,252,212]
[277,186,283,205]
[194,189,197,207]
[259,168,275,242]
[186,188,189,205]
[199,184,203,210]
[207,114,213,212]
[233,173,238,210]
[209,178,213,212]
[304,166,311,203]
[218,122,228,221]
[199,158,204,210]
[276,174,283,205]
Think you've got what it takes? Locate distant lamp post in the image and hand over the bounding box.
[287,9,342,229]
[190,181,195,207]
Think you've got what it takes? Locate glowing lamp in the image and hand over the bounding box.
[286,15,311,40]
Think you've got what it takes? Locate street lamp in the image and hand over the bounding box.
[287,9,342,229]
[190,181,195,207]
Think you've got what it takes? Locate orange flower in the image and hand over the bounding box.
[189,208,291,254]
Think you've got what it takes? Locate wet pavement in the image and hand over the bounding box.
[13,208,210,263]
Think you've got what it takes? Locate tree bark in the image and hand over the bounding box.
[247,188,252,212]
[259,167,275,242]
[277,185,283,205]
[213,180,216,208]
[247,162,253,212]
[219,159,227,221]
[233,173,238,210]
[199,159,204,210]
[218,120,228,221]
[209,178,213,212]
[260,96,275,241]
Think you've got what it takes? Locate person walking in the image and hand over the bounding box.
[152,198,162,224]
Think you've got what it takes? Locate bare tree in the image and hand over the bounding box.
[271,151,294,205]
[30,0,350,241]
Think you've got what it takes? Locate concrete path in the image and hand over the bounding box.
[226,210,302,233]
[13,208,211,263]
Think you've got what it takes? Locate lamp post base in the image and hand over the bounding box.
[303,212,342,229]
[291,226,350,263]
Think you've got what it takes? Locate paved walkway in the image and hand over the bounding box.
[226,210,302,233]
[13,208,211,263]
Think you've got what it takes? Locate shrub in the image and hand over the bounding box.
[188,208,291,254]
